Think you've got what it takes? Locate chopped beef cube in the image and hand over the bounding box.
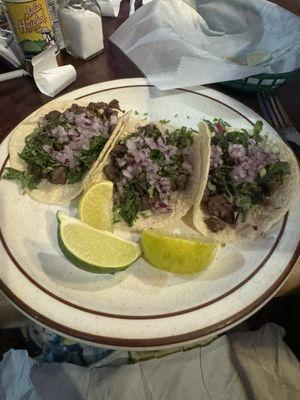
[103,164,120,183]
[110,144,127,161]
[103,108,118,120]
[44,110,62,121]
[86,102,108,118]
[28,164,43,181]
[47,166,68,184]
[205,217,226,232]
[205,194,235,224]
[88,101,108,111]
[69,104,85,114]
[141,191,158,211]
[108,99,122,111]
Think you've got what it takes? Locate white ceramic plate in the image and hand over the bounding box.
[0,78,299,350]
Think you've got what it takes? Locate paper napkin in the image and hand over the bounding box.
[31,46,76,97]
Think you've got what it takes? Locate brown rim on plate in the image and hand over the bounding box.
[76,85,255,125]
[0,83,299,347]
[0,85,290,319]
[0,238,298,347]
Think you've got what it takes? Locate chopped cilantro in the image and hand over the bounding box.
[159,119,170,124]
[19,132,60,174]
[2,167,38,191]
[234,193,253,220]
[67,169,84,184]
[118,185,141,227]
[203,119,215,132]
[143,125,161,140]
[168,126,193,149]
[252,120,263,142]
[224,130,250,146]
[78,136,107,169]
[113,209,121,224]
[261,161,290,190]
[204,118,231,133]
[150,149,165,166]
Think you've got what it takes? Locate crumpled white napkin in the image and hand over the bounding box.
[1,324,299,400]
[31,46,76,97]
[111,0,300,90]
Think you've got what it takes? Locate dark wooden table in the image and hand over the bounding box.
[0,0,299,307]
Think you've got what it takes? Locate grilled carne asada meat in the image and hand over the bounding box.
[204,194,235,225]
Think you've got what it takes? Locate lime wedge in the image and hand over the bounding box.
[141,230,219,274]
[78,181,113,231]
[57,212,141,274]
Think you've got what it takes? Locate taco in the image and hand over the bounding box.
[3,99,130,204]
[84,118,203,232]
[193,119,299,242]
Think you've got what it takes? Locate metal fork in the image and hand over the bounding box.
[257,92,300,159]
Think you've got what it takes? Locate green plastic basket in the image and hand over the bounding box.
[222,69,300,92]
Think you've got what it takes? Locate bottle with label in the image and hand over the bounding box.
[58,0,104,60]
[46,0,65,50]
[3,0,59,60]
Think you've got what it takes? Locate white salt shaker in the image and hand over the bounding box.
[58,0,104,60]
